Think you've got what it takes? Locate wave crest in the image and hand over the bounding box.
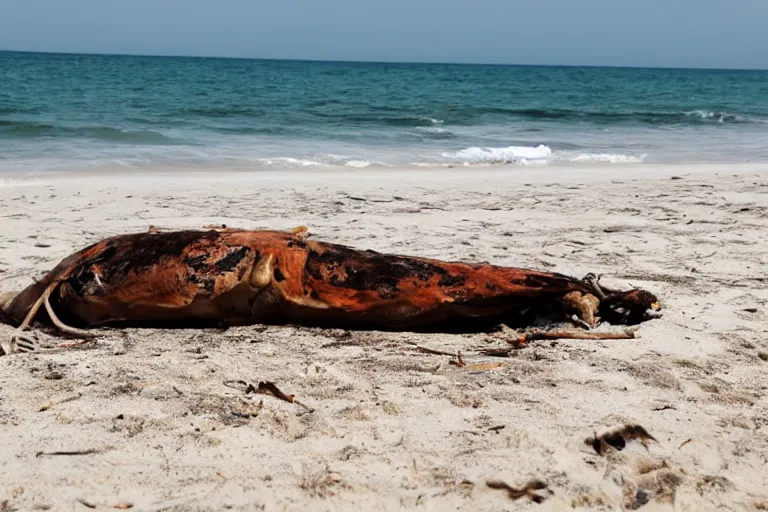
[443,145,552,164]
[257,157,323,167]
[570,153,646,164]
[0,120,182,144]
[465,107,766,126]
[415,126,455,139]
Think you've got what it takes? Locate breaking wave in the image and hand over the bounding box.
[256,157,323,167]
[344,160,371,168]
[442,145,552,164]
[569,153,646,164]
[252,156,392,169]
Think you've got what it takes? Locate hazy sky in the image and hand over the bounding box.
[1,0,766,69]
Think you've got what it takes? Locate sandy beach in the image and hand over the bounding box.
[1,164,767,511]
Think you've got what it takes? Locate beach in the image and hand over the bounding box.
[1,164,767,510]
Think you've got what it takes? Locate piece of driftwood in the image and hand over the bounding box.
[0,228,661,355]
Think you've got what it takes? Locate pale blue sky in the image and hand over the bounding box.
[1,0,766,69]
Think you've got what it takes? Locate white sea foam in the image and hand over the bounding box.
[344,160,371,168]
[415,126,454,138]
[684,110,767,124]
[0,178,44,188]
[420,117,444,126]
[570,153,646,164]
[443,145,552,165]
[687,110,733,123]
[258,157,323,167]
[688,110,717,119]
[322,155,392,167]
[410,162,456,168]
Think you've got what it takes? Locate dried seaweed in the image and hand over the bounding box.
[586,424,657,455]
[224,380,313,412]
[486,479,549,503]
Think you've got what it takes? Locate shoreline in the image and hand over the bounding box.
[3,161,768,186]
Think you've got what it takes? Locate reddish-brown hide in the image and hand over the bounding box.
[1,229,660,343]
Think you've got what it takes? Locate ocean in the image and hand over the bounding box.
[2,51,768,173]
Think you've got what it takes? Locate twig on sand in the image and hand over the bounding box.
[514,328,638,345]
[407,343,505,372]
[38,392,83,412]
[224,380,313,412]
[76,500,132,510]
[479,328,639,356]
[36,448,102,458]
[407,344,459,357]
[57,338,96,349]
[478,346,522,357]
[465,361,504,371]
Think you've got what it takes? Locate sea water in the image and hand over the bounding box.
[2,51,768,173]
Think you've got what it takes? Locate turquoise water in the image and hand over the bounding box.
[2,51,768,172]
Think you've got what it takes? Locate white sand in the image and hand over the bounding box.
[1,164,767,511]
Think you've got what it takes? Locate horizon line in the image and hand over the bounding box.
[1,48,766,73]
